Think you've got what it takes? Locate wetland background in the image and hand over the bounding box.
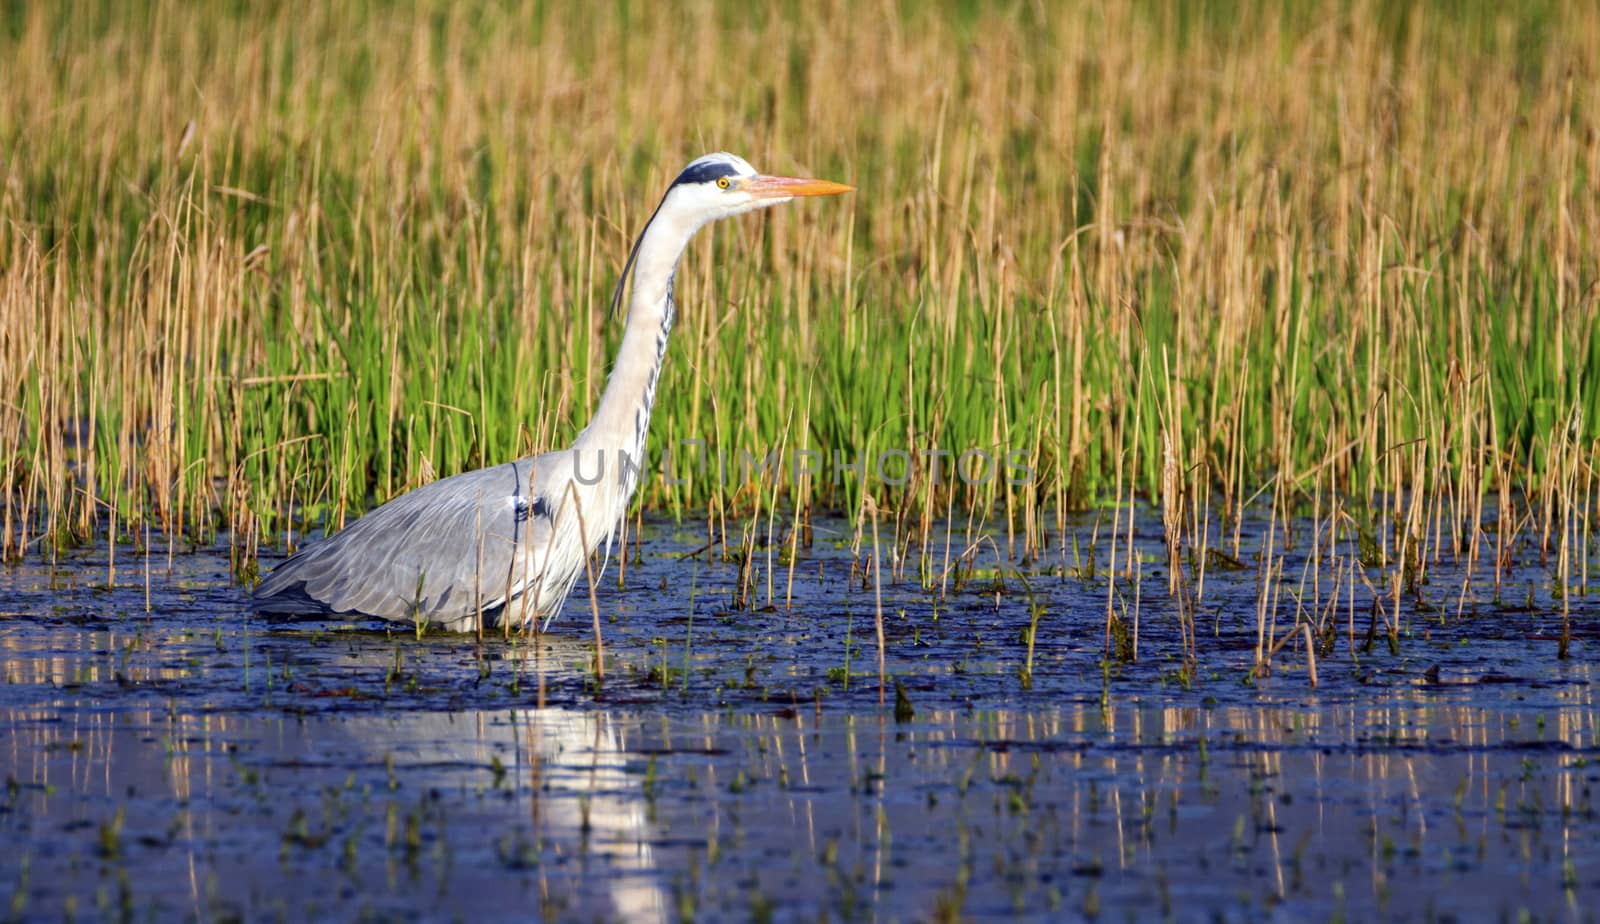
[2,0,1599,920]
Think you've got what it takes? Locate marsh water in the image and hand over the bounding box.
[1,510,1596,922]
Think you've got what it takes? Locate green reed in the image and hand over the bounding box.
[0,0,1595,571]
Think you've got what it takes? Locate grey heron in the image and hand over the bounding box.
[252,152,851,631]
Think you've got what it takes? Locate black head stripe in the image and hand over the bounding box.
[672,159,740,187]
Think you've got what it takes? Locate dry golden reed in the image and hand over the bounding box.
[0,1,1596,580]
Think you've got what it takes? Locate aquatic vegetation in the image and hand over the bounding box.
[0,0,1596,579]
[1,524,1594,921]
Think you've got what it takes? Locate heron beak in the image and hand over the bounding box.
[745,174,855,200]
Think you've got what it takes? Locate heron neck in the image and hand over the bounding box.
[573,211,699,477]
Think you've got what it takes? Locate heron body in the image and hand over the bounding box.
[252,153,851,631]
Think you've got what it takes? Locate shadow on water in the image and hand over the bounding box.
[0,510,1596,922]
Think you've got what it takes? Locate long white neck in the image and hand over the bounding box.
[571,203,704,519]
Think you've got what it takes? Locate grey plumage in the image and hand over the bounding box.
[253,454,584,630]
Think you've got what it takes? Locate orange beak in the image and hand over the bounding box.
[744,174,855,200]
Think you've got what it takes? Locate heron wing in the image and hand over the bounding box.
[253,452,584,629]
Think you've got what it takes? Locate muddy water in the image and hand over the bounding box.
[0,512,1595,922]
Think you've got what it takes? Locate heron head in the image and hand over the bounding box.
[609,153,852,316]
[663,152,854,223]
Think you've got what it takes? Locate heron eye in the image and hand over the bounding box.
[716,176,731,190]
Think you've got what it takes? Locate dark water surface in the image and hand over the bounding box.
[1,512,1596,922]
